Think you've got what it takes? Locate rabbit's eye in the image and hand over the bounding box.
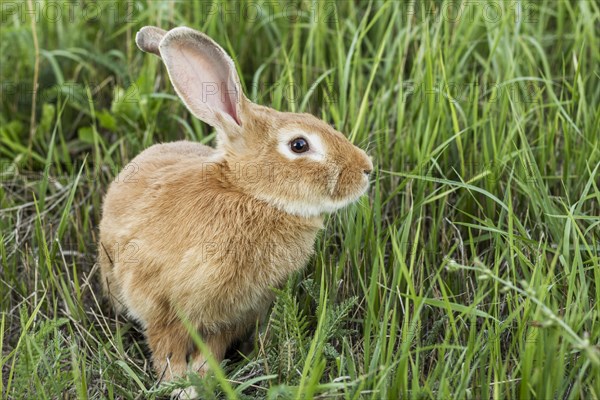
[290,137,309,153]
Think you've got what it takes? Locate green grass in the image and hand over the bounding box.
[1,0,599,398]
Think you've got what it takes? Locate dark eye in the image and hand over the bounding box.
[290,137,309,154]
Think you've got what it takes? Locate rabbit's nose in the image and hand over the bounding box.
[363,155,374,176]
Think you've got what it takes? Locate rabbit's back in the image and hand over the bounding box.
[133,140,216,160]
[100,141,215,220]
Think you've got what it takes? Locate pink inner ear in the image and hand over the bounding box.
[167,40,241,126]
[224,76,240,125]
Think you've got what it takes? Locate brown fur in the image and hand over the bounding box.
[99,26,372,381]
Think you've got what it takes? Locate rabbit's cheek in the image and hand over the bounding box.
[326,169,341,196]
[330,168,370,203]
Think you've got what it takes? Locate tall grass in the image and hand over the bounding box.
[1,1,599,398]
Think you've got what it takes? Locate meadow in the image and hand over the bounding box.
[1,0,599,399]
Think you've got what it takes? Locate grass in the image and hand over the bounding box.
[1,0,599,398]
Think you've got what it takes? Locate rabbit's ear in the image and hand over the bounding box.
[158,27,245,131]
[135,26,167,57]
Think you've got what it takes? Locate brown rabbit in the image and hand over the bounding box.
[98,26,373,383]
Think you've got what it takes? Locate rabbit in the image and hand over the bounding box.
[98,26,373,383]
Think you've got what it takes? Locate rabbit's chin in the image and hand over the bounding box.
[257,186,369,218]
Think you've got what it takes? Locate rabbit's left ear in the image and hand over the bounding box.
[135,26,167,57]
[157,27,246,133]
